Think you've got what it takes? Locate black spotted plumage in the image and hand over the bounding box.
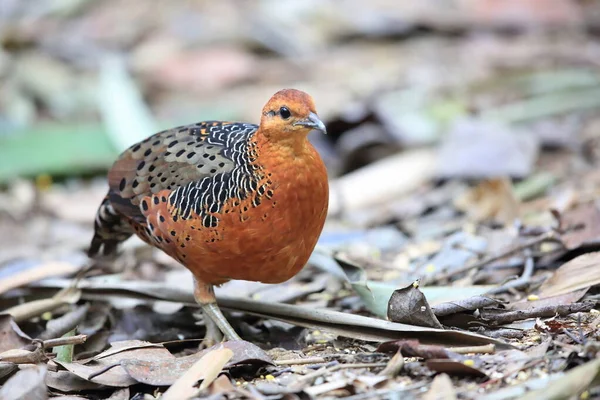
[89,121,262,257]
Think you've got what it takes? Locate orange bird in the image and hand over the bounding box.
[89,89,329,342]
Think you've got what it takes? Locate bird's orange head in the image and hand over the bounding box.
[259,89,326,141]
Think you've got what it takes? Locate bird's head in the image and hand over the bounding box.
[259,89,326,141]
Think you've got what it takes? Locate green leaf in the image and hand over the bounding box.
[0,124,118,183]
[53,329,76,363]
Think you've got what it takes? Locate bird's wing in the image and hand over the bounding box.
[107,121,259,224]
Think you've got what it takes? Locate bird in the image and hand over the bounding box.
[88,89,329,343]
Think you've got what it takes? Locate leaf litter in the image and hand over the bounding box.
[3,1,600,399]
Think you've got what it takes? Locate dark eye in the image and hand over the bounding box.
[279,107,291,119]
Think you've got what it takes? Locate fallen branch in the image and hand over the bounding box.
[41,334,87,349]
[480,302,594,325]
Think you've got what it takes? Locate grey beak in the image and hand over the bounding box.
[296,112,327,134]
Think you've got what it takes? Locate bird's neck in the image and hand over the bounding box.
[254,130,312,159]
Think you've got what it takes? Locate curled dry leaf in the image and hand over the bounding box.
[387,283,444,329]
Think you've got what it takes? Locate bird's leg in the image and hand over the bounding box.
[194,279,241,341]
[201,309,223,348]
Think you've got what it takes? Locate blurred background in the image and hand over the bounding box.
[5,2,600,396]
[2,0,600,275]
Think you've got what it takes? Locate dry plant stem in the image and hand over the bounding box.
[427,231,559,284]
[483,329,525,339]
[39,334,87,348]
[275,357,326,366]
[486,255,535,295]
[561,328,583,344]
[482,302,594,325]
[447,344,495,354]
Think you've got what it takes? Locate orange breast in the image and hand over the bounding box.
[141,140,329,286]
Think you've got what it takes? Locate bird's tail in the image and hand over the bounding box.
[88,194,134,257]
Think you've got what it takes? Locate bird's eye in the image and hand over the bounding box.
[279,107,291,120]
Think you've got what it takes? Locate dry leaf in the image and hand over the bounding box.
[387,283,444,329]
[454,178,520,225]
[423,373,457,400]
[54,340,173,387]
[560,202,600,249]
[161,346,234,400]
[538,252,600,298]
[520,358,600,400]
[0,314,31,353]
[0,364,47,400]
[122,340,272,386]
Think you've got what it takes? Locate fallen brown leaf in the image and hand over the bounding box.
[161,346,234,400]
[423,373,457,400]
[454,178,520,225]
[54,340,173,387]
[122,340,272,386]
[538,252,600,298]
[0,314,31,353]
[559,202,600,249]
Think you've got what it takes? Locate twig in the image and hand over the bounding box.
[41,334,87,349]
[427,231,559,284]
[481,329,525,339]
[486,254,536,295]
[87,363,120,381]
[481,302,595,325]
[275,356,326,366]
[561,328,582,344]
[447,344,495,354]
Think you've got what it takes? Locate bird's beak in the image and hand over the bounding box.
[295,112,327,134]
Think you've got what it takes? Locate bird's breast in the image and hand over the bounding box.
[180,140,329,285]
